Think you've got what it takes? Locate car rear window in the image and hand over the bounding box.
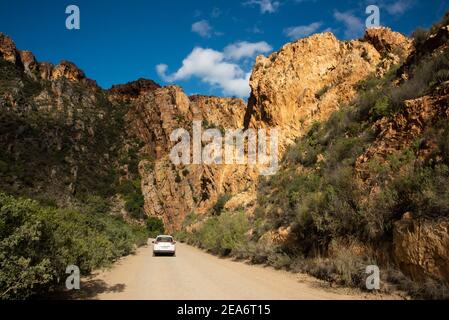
[157,237,173,242]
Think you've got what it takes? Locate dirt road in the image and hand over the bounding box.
[79,240,385,300]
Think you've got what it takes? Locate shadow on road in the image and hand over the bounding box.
[74,279,126,299]
[47,279,126,300]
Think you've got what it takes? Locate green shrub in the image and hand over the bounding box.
[386,268,449,299]
[267,252,293,270]
[369,95,391,121]
[82,195,110,215]
[412,28,428,47]
[211,194,231,216]
[182,212,198,227]
[196,211,249,256]
[0,192,147,299]
[387,164,449,219]
[0,160,7,174]
[438,125,449,164]
[118,179,145,220]
[124,192,145,220]
[146,216,165,238]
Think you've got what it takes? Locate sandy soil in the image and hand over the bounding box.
[77,240,399,300]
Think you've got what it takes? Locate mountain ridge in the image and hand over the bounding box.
[2,15,449,298]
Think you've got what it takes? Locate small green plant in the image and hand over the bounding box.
[369,95,391,121]
[211,193,231,216]
[146,216,165,238]
[118,179,145,220]
[315,85,330,99]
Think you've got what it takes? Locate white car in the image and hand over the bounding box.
[152,235,176,256]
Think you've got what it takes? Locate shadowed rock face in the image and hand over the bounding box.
[108,78,161,101]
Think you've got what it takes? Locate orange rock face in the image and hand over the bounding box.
[394,217,449,282]
[0,32,19,64]
[245,29,411,151]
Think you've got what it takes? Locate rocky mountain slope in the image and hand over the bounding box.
[131,27,411,231]
[2,11,449,298]
[245,28,411,148]
[0,33,151,298]
[178,16,449,298]
[0,26,410,231]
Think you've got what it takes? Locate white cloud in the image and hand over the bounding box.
[283,22,322,40]
[156,64,170,81]
[156,41,273,97]
[223,41,272,60]
[334,10,365,39]
[192,20,214,38]
[385,0,414,15]
[244,0,280,14]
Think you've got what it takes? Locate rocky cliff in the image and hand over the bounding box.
[245,28,411,150]
[233,20,449,290]
[115,85,254,231]
[3,19,448,292]
[122,27,412,232]
[0,33,118,204]
[0,27,412,231]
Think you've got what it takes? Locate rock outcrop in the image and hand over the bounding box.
[1,29,413,232]
[244,28,411,150]
[125,85,254,231]
[356,84,449,175]
[131,27,412,231]
[0,33,19,64]
[394,216,449,282]
[363,27,412,57]
[0,32,96,86]
[108,78,161,101]
[352,24,449,282]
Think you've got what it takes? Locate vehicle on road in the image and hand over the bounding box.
[152,235,176,256]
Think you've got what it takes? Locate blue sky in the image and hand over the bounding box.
[0,0,447,97]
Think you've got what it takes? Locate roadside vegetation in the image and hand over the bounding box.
[178,16,449,299]
[0,57,157,299]
[0,193,148,299]
[146,216,165,238]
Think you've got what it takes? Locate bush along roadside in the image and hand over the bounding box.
[176,20,449,299]
[0,192,148,300]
